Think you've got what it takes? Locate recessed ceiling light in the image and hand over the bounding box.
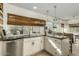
[33,6,37,10]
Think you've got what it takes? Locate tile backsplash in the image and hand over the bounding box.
[6,25,45,36]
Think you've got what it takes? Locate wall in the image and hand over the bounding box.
[3,3,53,31]
[3,3,69,33]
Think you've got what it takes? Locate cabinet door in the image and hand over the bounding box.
[32,40,41,54]
[23,37,44,56]
[45,37,55,55]
[23,39,33,56]
[45,37,70,56]
[31,37,44,55]
[45,37,62,56]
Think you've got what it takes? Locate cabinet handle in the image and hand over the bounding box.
[55,40,56,41]
[32,42,34,45]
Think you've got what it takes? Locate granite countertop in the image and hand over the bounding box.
[47,35,68,40]
[0,34,45,41]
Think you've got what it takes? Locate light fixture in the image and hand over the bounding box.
[46,10,49,21]
[33,6,37,10]
[52,5,57,28]
[53,5,57,21]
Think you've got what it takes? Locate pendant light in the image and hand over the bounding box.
[54,5,57,21]
[45,10,49,30]
[53,5,57,28]
[46,10,49,21]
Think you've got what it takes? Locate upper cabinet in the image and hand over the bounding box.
[0,3,3,24]
[8,14,46,26]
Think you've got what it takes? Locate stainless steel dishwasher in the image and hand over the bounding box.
[6,39,23,56]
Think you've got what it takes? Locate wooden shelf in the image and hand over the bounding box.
[8,14,46,26]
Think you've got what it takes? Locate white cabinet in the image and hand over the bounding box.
[32,40,40,54]
[45,37,70,56]
[45,37,57,55]
[23,38,33,56]
[23,37,44,56]
[33,38,44,54]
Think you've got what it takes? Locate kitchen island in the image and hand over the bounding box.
[0,35,45,56]
[45,32,74,56]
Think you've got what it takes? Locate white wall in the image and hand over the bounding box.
[3,3,69,33]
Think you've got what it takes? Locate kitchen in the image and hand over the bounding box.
[0,3,79,56]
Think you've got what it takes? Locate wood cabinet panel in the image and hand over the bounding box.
[0,3,3,24]
[0,3,3,11]
[8,14,46,26]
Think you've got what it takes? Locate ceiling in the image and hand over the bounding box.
[11,3,79,19]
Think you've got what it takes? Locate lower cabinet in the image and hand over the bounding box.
[45,37,70,56]
[23,37,44,56]
[23,39,33,56]
[45,37,57,55]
